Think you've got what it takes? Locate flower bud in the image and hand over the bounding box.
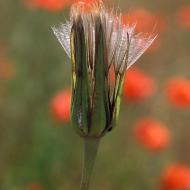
[52,1,156,138]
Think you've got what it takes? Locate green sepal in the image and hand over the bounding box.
[90,18,110,137]
[70,17,90,136]
[109,74,125,131]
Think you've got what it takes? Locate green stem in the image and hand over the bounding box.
[80,138,100,190]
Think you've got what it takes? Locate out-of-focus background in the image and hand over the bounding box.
[1,0,190,189]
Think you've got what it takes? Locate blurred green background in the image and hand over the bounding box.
[1,0,190,189]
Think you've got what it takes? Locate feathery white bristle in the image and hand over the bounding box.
[53,2,156,74]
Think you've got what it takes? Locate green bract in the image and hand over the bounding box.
[70,15,120,137]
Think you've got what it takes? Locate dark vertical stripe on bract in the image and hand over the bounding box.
[90,16,109,137]
[71,16,90,137]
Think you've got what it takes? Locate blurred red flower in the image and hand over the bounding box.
[0,58,15,80]
[134,118,170,151]
[123,8,166,33]
[166,78,190,108]
[123,68,155,102]
[26,183,43,190]
[161,164,190,190]
[123,9,154,32]
[23,0,103,11]
[123,9,166,53]
[24,0,72,11]
[177,5,190,29]
[109,65,115,87]
[50,89,71,122]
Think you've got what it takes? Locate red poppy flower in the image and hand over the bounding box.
[123,9,166,33]
[0,58,15,80]
[161,164,190,190]
[123,9,166,53]
[123,9,154,32]
[24,0,71,11]
[166,78,190,108]
[123,68,155,102]
[24,0,103,11]
[109,65,115,87]
[50,89,71,122]
[155,12,167,33]
[26,183,43,190]
[134,118,170,151]
[177,6,190,28]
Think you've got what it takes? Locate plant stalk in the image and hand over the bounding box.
[80,137,100,190]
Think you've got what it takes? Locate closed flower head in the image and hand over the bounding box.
[52,1,156,138]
